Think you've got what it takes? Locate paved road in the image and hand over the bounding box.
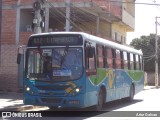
[1,87,160,120]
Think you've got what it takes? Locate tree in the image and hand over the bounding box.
[130,34,160,72]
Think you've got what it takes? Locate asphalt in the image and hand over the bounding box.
[0,86,158,111]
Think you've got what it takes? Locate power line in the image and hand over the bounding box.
[46,0,84,31]
[109,0,160,6]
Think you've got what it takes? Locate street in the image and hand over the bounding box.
[28,87,160,112]
[1,87,160,120]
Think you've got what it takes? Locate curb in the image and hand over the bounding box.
[143,86,159,90]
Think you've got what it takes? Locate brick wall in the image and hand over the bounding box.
[19,32,33,45]
[1,9,16,44]
[0,1,17,91]
[0,45,18,92]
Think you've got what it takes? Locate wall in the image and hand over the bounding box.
[112,23,126,44]
[0,0,132,92]
[146,72,160,86]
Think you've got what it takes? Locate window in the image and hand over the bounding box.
[86,47,96,70]
[124,37,126,44]
[107,48,113,68]
[115,32,117,41]
[104,46,108,68]
[135,54,139,70]
[97,45,104,68]
[116,49,121,69]
[127,53,130,69]
[123,51,128,69]
[112,48,116,68]
[103,46,107,68]
[139,55,143,70]
[121,36,123,44]
[120,51,124,69]
[26,47,83,81]
[133,54,136,70]
[130,53,134,70]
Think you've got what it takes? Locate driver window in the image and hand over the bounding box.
[86,46,96,70]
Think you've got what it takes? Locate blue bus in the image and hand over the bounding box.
[18,32,144,111]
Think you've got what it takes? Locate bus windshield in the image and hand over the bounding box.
[26,47,83,81]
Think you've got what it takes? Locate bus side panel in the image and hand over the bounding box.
[84,74,98,108]
[116,70,144,99]
[127,70,144,95]
[83,69,144,108]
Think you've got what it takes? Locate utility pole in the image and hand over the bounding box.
[0,0,2,62]
[155,16,159,88]
[65,0,71,31]
[33,0,44,34]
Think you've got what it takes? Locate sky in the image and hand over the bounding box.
[126,0,160,44]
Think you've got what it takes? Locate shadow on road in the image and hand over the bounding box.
[41,98,144,117]
[103,98,143,111]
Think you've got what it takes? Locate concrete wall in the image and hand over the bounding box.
[145,72,160,86]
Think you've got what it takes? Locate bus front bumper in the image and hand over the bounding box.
[24,93,85,108]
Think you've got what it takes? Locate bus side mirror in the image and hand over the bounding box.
[17,53,21,64]
[88,47,95,58]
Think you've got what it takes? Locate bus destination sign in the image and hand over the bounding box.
[28,35,83,47]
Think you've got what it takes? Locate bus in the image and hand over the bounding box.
[17,32,144,111]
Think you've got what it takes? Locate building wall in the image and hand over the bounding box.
[0,1,18,91]
[112,23,126,44]
[0,0,134,92]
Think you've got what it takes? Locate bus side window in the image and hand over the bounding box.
[112,48,116,69]
[123,51,128,70]
[97,44,104,68]
[85,46,96,70]
[116,49,121,69]
[107,48,113,68]
[127,53,130,70]
[104,46,108,68]
[130,53,134,70]
[120,51,124,69]
[136,54,139,70]
[133,54,136,70]
[139,55,143,70]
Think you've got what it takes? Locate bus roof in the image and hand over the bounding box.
[31,32,142,55]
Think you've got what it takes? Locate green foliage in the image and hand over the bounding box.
[130,34,158,72]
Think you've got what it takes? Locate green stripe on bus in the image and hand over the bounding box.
[128,71,144,81]
[89,69,106,85]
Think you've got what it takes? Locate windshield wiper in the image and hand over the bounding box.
[60,46,69,67]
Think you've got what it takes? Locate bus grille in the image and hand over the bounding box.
[36,85,70,91]
[39,92,65,96]
[41,98,62,103]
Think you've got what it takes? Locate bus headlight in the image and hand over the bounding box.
[75,88,80,93]
[26,87,30,92]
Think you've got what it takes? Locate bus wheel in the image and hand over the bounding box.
[127,84,134,101]
[96,89,104,111]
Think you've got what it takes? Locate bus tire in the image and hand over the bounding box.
[127,84,134,102]
[95,89,104,111]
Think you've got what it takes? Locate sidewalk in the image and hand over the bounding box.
[0,91,45,111]
[143,86,159,90]
[0,86,158,111]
